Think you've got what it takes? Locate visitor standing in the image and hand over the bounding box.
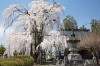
[51,42,57,65]
[56,47,61,64]
[64,48,69,65]
[37,46,42,64]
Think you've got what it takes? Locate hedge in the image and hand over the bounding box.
[17,55,34,66]
[0,55,34,66]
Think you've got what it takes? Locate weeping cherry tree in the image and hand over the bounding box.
[3,0,64,56]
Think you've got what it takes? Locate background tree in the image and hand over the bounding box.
[79,24,90,31]
[0,44,6,55]
[63,15,78,30]
[78,33,100,64]
[91,19,100,36]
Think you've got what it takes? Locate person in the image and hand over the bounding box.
[42,49,46,63]
[37,46,42,64]
[51,42,57,65]
[64,48,69,65]
[46,51,51,61]
[56,47,61,64]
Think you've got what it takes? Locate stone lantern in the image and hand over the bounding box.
[67,29,83,64]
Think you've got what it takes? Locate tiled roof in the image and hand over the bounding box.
[62,31,90,40]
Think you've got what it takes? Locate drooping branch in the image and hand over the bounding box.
[3,4,28,32]
[4,14,22,33]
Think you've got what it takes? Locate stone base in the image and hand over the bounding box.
[68,54,83,64]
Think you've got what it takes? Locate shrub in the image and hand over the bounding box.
[0,58,24,66]
[17,55,34,66]
[0,55,34,66]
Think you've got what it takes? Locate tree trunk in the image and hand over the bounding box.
[30,43,34,57]
[32,30,43,63]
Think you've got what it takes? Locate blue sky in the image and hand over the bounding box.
[0,0,100,44]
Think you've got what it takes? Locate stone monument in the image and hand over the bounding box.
[67,29,83,65]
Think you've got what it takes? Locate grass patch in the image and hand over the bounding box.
[0,55,34,66]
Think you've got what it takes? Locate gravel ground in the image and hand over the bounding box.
[33,63,61,66]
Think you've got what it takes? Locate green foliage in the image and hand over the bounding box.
[17,55,34,66]
[0,44,6,55]
[91,19,100,35]
[63,15,78,30]
[0,58,24,66]
[0,55,34,66]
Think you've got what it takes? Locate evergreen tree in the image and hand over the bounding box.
[91,19,100,35]
[63,15,78,30]
[0,44,5,55]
